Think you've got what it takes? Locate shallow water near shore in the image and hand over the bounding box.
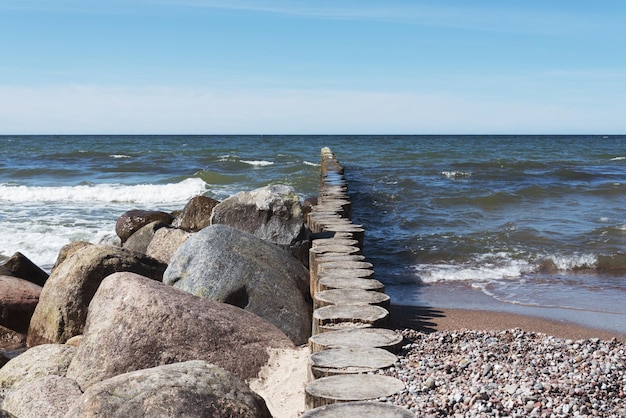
[1,135,624,333]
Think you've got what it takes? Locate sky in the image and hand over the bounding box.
[1,0,625,134]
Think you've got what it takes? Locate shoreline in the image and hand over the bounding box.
[388,304,626,342]
[387,281,626,335]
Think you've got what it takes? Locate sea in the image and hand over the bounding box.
[1,135,625,333]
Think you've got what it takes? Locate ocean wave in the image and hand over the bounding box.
[441,170,472,179]
[194,170,241,185]
[610,156,625,161]
[597,253,626,271]
[240,160,274,167]
[303,160,320,167]
[413,252,600,284]
[109,154,131,159]
[218,154,239,161]
[0,178,208,204]
[0,220,114,270]
[413,259,534,284]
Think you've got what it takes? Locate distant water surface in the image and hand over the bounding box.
[1,135,624,332]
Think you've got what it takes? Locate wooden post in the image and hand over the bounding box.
[305,374,404,409]
[308,328,404,354]
[312,304,389,335]
[300,401,416,417]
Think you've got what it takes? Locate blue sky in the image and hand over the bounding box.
[1,0,625,134]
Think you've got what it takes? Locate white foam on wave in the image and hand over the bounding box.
[0,219,114,270]
[0,178,207,204]
[441,170,472,179]
[303,160,320,167]
[0,177,212,269]
[414,259,534,284]
[218,154,238,161]
[549,253,597,270]
[241,160,274,167]
[413,252,598,284]
[109,154,131,159]
[610,156,625,161]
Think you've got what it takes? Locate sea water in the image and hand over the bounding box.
[1,135,624,332]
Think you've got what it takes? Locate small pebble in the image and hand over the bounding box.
[374,328,626,417]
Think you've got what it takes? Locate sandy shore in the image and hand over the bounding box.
[250,304,626,418]
[388,305,626,342]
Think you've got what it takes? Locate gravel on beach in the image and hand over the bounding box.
[374,328,626,417]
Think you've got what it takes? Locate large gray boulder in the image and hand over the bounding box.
[27,245,167,346]
[0,276,41,334]
[163,224,312,345]
[66,272,294,390]
[1,375,82,418]
[172,195,220,232]
[65,361,271,418]
[210,184,306,247]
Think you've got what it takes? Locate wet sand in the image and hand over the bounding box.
[389,305,626,342]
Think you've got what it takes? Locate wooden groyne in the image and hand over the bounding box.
[301,148,410,417]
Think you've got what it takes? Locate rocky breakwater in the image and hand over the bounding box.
[301,148,412,417]
[0,182,313,417]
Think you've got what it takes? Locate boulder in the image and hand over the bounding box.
[66,361,271,418]
[51,241,92,272]
[27,245,167,347]
[145,227,192,264]
[122,220,168,254]
[115,209,174,243]
[210,184,306,247]
[0,276,42,334]
[0,344,76,396]
[66,272,294,390]
[172,195,220,232]
[163,224,312,345]
[1,375,82,418]
[0,252,48,287]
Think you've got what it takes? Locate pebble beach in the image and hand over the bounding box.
[360,306,626,418]
[378,328,625,417]
[252,306,626,418]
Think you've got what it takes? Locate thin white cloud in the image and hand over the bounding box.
[1,85,623,134]
[3,0,608,35]
[149,0,612,35]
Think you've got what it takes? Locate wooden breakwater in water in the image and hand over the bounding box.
[300,148,412,417]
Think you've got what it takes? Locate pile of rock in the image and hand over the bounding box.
[0,183,312,416]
